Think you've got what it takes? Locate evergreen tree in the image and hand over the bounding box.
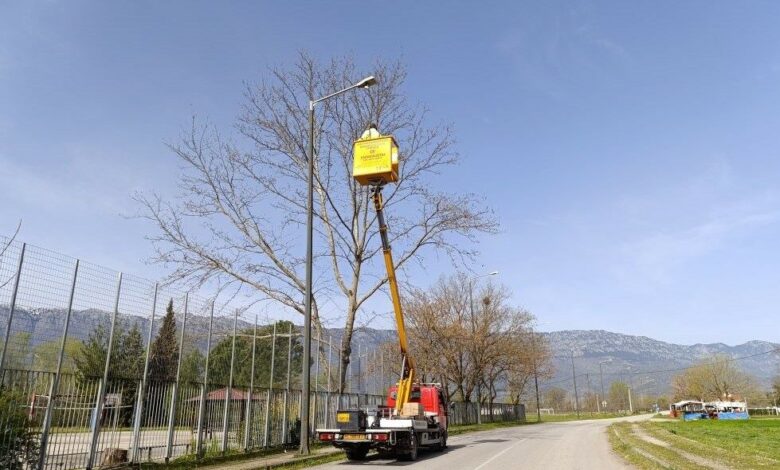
[74,323,138,380]
[148,299,179,382]
[119,324,145,379]
[179,349,205,385]
[0,388,39,469]
[74,323,111,380]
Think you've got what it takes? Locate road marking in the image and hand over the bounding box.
[472,438,526,470]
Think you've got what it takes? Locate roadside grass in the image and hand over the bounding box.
[609,423,666,470]
[654,419,780,465]
[610,418,780,469]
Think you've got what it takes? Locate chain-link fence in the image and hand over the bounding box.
[0,237,525,469]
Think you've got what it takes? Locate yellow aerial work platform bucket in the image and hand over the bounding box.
[352,133,399,186]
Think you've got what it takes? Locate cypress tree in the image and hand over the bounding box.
[148,299,179,382]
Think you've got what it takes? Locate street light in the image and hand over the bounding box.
[599,359,611,413]
[300,75,377,455]
[625,366,635,414]
[530,326,542,423]
[468,271,498,425]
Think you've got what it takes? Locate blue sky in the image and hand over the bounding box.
[2,1,780,344]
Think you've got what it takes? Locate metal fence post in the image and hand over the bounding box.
[313,331,320,429]
[243,315,258,451]
[0,242,25,378]
[131,283,158,463]
[263,323,276,447]
[326,335,332,428]
[196,301,215,459]
[221,309,239,454]
[357,344,362,396]
[337,345,343,409]
[281,323,292,444]
[86,272,123,470]
[37,258,78,470]
[165,294,188,463]
[380,350,384,396]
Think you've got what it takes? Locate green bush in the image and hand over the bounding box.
[0,388,39,469]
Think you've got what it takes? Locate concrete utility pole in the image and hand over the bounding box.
[626,367,634,414]
[571,352,580,419]
[599,359,611,412]
[531,329,542,422]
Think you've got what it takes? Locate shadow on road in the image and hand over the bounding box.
[334,445,465,466]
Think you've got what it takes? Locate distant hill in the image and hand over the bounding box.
[543,330,779,396]
[1,307,777,397]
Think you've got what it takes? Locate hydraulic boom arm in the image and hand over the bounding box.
[371,186,415,414]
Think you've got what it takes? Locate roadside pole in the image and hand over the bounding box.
[571,352,580,419]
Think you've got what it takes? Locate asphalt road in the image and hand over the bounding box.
[313,415,649,470]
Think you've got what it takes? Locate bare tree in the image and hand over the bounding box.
[405,273,540,404]
[506,331,553,406]
[671,354,758,402]
[135,53,498,391]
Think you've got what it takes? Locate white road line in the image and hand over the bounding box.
[472,438,526,470]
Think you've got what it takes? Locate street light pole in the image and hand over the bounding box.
[571,352,580,419]
[468,271,498,425]
[626,367,634,414]
[300,75,377,455]
[532,329,542,423]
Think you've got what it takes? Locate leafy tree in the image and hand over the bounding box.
[542,387,568,412]
[671,355,758,401]
[148,300,179,383]
[73,322,145,380]
[772,375,780,405]
[31,338,82,373]
[73,322,146,426]
[179,349,205,385]
[118,324,145,379]
[4,332,32,370]
[0,388,39,470]
[207,320,301,388]
[74,324,112,380]
[608,381,629,412]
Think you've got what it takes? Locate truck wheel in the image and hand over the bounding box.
[435,432,445,452]
[406,432,418,461]
[345,445,369,461]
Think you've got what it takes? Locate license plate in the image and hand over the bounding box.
[344,433,365,441]
[337,413,351,423]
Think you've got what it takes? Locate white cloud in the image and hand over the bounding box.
[615,208,780,287]
[610,160,780,289]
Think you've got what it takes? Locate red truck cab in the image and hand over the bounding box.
[386,383,448,429]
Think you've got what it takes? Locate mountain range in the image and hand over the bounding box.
[1,307,777,397]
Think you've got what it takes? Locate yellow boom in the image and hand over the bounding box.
[352,125,415,414]
[371,187,415,414]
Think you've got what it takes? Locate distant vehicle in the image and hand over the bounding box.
[670,400,749,421]
[706,401,749,420]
